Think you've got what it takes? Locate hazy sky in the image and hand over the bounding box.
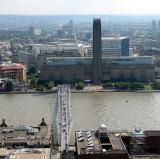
[1,0,160,15]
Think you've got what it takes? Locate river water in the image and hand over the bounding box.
[69,92,160,143]
[0,92,160,143]
[0,93,56,126]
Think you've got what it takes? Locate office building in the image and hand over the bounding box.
[87,37,129,57]
[18,51,36,70]
[75,126,128,159]
[55,39,85,57]
[0,63,26,81]
[75,125,160,159]
[102,37,129,57]
[29,40,85,67]
[152,20,156,34]
[158,20,160,31]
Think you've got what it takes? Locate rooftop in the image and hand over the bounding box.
[75,131,102,155]
[93,17,101,20]
[102,37,129,40]
[0,63,26,71]
[75,130,127,156]
[0,148,50,159]
[0,125,51,148]
[144,130,160,137]
[45,56,154,66]
[108,133,127,151]
[133,155,160,159]
[75,127,160,158]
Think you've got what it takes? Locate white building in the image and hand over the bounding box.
[34,29,42,36]
[101,37,129,57]
[55,41,85,57]
[29,44,56,67]
[28,40,86,67]
[86,37,130,57]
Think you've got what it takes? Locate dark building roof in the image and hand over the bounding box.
[0,125,51,148]
[75,130,128,156]
[144,131,160,137]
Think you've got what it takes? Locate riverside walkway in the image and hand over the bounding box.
[57,85,71,159]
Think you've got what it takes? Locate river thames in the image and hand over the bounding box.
[0,92,160,143]
[0,93,56,125]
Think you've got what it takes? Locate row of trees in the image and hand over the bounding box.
[103,82,160,90]
[1,79,54,92]
[103,82,146,90]
[5,80,160,92]
[30,78,86,91]
[29,77,54,91]
[152,82,160,90]
[74,81,158,91]
[28,67,56,91]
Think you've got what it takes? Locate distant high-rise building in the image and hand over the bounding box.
[152,20,156,34]
[158,20,160,31]
[93,18,102,84]
[29,26,34,35]
[63,20,74,38]
[101,37,129,57]
[0,54,3,63]
[18,51,36,70]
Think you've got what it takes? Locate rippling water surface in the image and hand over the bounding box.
[1,92,160,144]
[0,94,56,125]
[70,92,160,141]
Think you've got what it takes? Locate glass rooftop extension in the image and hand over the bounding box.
[46,56,155,66]
[102,56,155,65]
[46,57,92,65]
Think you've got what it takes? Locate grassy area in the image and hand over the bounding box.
[144,84,152,90]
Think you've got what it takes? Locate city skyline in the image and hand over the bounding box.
[1,0,160,15]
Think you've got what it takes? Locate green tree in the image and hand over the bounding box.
[47,81,54,90]
[152,82,160,90]
[103,83,113,89]
[37,85,45,91]
[76,82,85,90]
[130,82,144,90]
[30,77,37,88]
[5,80,13,92]
[114,82,130,90]
[144,83,152,90]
